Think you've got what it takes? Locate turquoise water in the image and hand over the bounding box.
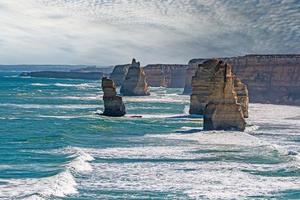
[0,72,300,199]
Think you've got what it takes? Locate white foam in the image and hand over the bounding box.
[0,147,95,199]
[78,142,300,199]
[54,83,96,89]
[56,147,95,173]
[0,171,77,199]
[30,83,49,86]
[0,103,99,109]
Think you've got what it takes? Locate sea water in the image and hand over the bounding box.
[0,72,300,199]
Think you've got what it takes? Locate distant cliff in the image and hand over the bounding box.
[183,54,300,105]
[110,64,131,86]
[144,64,188,88]
[110,64,188,88]
[20,71,104,80]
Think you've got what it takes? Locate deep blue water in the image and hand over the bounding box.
[0,72,300,199]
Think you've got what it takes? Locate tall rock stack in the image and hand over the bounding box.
[102,77,126,117]
[190,60,249,118]
[120,59,150,96]
[203,60,246,131]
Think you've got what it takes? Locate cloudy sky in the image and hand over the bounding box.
[0,0,299,65]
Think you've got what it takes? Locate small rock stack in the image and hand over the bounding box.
[190,59,248,131]
[120,59,150,96]
[102,77,126,117]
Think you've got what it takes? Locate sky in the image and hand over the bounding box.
[0,0,299,65]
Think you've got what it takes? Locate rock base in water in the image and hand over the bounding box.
[204,102,246,131]
[102,77,126,117]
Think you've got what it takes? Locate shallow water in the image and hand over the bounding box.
[0,72,300,199]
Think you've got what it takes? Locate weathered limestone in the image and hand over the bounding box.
[120,59,150,96]
[234,77,249,118]
[110,64,131,86]
[184,54,300,105]
[144,64,188,88]
[201,60,246,131]
[102,77,126,117]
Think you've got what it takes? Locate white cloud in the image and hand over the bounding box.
[0,0,299,65]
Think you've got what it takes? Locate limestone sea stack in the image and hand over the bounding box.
[102,77,126,117]
[203,60,246,131]
[190,59,249,118]
[120,59,150,96]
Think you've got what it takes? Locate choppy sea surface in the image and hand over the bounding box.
[0,72,300,200]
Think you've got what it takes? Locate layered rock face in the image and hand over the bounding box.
[184,54,300,105]
[190,59,248,118]
[120,59,150,96]
[110,64,131,86]
[102,77,126,117]
[144,64,188,88]
[183,59,206,94]
[190,59,246,131]
[228,55,300,105]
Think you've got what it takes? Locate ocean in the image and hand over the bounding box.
[0,72,300,199]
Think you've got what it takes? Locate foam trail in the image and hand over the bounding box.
[0,171,77,199]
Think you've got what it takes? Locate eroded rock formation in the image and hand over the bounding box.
[120,59,150,96]
[190,59,249,118]
[102,77,126,117]
[144,64,188,88]
[110,64,131,86]
[191,59,246,131]
[184,54,300,105]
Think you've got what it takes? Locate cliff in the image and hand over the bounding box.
[120,59,150,96]
[144,64,188,88]
[184,54,300,105]
[102,77,126,117]
[110,64,131,86]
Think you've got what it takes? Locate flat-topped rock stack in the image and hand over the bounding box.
[120,59,150,96]
[190,59,247,131]
[102,77,126,117]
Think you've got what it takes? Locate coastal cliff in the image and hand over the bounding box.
[110,64,188,88]
[184,54,300,105]
[110,64,131,86]
[144,64,188,88]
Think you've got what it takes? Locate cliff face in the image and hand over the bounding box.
[120,59,150,96]
[102,77,126,117]
[143,64,188,88]
[190,59,246,131]
[183,59,206,94]
[184,54,300,105]
[110,64,131,86]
